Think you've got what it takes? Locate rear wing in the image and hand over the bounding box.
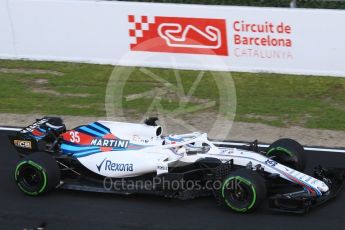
[8,117,66,154]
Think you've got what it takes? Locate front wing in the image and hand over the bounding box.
[269,167,345,214]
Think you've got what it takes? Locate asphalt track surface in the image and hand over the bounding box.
[0,130,344,230]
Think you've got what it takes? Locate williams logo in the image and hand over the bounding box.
[90,138,129,148]
[96,158,133,172]
[20,118,48,133]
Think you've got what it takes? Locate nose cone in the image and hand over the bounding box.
[317,182,329,193]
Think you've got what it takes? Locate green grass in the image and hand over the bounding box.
[0,59,344,131]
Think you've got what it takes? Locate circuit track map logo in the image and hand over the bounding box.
[128,15,229,56]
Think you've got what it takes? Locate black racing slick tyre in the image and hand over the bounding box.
[220,169,266,213]
[265,138,306,171]
[14,152,60,196]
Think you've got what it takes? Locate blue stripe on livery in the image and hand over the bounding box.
[61,142,146,157]
[38,127,47,133]
[90,122,110,134]
[77,126,104,137]
[60,121,149,158]
[73,146,142,158]
[61,144,100,152]
[234,155,322,197]
[73,149,102,158]
[168,136,184,142]
[85,126,107,135]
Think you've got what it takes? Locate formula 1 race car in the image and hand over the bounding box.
[8,117,345,214]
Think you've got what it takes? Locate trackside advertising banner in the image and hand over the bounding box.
[1,0,345,76]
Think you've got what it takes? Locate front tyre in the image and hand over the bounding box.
[14,152,60,196]
[266,138,306,171]
[220,169,266,213]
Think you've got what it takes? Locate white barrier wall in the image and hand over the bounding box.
[0,0,16,57]
[1,0,345,76]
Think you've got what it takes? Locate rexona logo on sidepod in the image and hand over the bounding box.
[128,15,229,56]
[96,158,134,172]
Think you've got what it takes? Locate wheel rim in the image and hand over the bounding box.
[21,165,42,187]
[267,148,298,169]
[15,161,47,195]
[222,176,256,212]
[229,184,251,203]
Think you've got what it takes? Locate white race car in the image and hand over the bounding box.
[9,117,344,213]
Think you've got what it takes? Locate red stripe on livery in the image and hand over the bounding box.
[32,129,44,136]
[61,130,94,145]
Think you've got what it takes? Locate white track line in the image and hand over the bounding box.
[212,141,345,153]
[0,127,21,131]
[0,127,344,153]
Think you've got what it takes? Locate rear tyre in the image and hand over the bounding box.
[220,168,266,213]
[266,138,306,171]
[14,152,60,196]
